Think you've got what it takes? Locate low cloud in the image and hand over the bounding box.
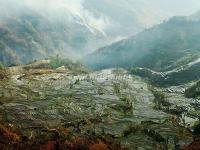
[0,0,110,35]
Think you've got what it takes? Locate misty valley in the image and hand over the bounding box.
[1,0,200,150]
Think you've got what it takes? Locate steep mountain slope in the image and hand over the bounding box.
[0,12,104,65]
[84,13,200,71]
[0,0,154,66]
[84,0,200,38]
[185,81,200,98]
[83,0,165,38]
[129,60,200,86]
[0,1,108,66]
[2,0,199,66]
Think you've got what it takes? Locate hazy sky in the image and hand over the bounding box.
[1,0,200,37]
[2,0,200,17]
[149,0,200,16]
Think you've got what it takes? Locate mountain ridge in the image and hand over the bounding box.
[84,11,200,72]
[1,0,197,66]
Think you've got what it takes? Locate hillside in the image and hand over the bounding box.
[185,81,200,99]
[84,12,200,72]
[0,64,197,149]
[83,0,165,37]
[129,60,200,86]
[1,1,200,149]
[0,4,106,66]
[0,0,172,66]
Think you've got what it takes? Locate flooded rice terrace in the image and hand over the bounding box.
[0,67,199,149]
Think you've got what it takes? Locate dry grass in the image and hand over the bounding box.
[0,124,21,143]
[0,124,125,150]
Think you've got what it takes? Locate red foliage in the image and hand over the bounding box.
[89,140,109,150]
[64,137,90,150]
[0,124,125,150]
[181,140,200,150]
[0,124,21,143]
[39,141,58,150]
[64,137,124,150]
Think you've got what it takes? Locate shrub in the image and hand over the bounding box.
[48,55,89,74]
[185,81,200,98]
[49,55,73,69]
[0,61,4,69]
[151,89,170,110]
[0,124,21,143]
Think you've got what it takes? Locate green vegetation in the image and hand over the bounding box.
[193,123,200,138]
[120,95,133,113]
[49,55,74,69]
[151,89,170,110]
[113,83,121,95]
[85,14,200,72]
[0,68,8,80]
[129,61,200,87]
[185,81,200,99]
[0,62,4,69]
[49,55,89,74]
[129,67,161,85]
[0,9,105,66]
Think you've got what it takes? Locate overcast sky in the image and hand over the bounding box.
[2,0,200,16]
[149,0,200,16]
[1,0,200,36]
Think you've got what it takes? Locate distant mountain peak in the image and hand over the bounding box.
[84,13,200,72]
